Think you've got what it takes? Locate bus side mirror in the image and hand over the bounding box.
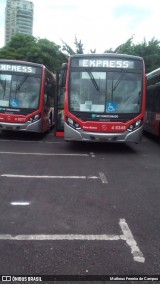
[59,63,67,88]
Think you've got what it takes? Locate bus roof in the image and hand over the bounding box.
[0,59,44,68]
[69,53,143,61]
[146,68,160,80]
[0,59,56,76]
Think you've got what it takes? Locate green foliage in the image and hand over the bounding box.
[104,36,160,73]
[1,33,160,73]
[0,34,67,71]
[61,39,75,55]
[62,36,84,55]
[74,36,84,54]
[90,49,96,53]
[114,36,135,54]
[62,35,160,73]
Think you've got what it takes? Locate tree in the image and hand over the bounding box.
[115,36,135,54]
[90,49,96,53]
[74,36,84,54]
[0,34,67,71]
[104,36,160,73]
[62,36,85,55]
[1,33,160,73]
[61,39,75,55]
[134,38,160,72]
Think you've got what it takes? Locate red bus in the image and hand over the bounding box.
[144,68,160,137]
[0,59,56,132]
[59,53,146,143]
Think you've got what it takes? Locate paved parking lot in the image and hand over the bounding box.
[0,130,160,283]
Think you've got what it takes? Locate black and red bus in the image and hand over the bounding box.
[144,68,160,138]
[59,53,146,143]
[0,59,56,132]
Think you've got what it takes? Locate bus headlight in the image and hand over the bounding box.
[128,125,134,131]
[135,120,142,127]
[66,117,81,130]
[34,114,40,121]
[127,119,142,132]
[29,114,41,123]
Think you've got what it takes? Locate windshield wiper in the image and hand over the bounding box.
[2,80,6,98]
[112,69,127,92]
[15,74,29,92]
[85,68,99,91]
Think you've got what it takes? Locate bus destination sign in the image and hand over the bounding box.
[79,59,135,69]
[0,64,36,73]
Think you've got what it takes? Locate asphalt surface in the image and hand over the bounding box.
[0,129,160,284]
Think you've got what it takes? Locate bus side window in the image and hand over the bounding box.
[45,75,55,108]
[154,85,160,112]
[146,87,154,111]
[59,63,67,88]
[44,78,50,109]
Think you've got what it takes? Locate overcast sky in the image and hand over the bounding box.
[0,0,160,53]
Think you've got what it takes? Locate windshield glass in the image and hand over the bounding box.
[0,74,41,110]
[69,70,142,114]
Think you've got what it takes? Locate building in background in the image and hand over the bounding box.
[5,0,34,45]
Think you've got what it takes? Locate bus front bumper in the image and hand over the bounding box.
[0,119,43,133]
[64,123,143,143]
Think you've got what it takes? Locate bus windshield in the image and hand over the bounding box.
[0,73,41,110]
[69,70,142,114]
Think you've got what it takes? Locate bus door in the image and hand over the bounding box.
[55,69,66,136]
[145,84,160,136]
[43,72,56,131]
[152,85,160,136]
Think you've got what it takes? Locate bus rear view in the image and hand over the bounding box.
[61,54,146,143]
